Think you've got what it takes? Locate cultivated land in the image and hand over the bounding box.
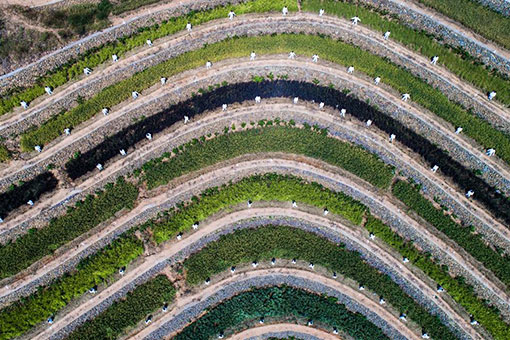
[1,1,510,340]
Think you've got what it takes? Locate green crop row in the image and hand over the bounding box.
[0,0,296,117]
[0,233,143,340]
[149,173,366,243]
[302,0,510,106]
[175,285,388,340]
[365,216,509,340]
[182,225,455,340]
[0,144,9,163]
[66,274,175,340]
[0,177,139,279]
[392,180,510,288]
[21,34,510,168]
[415,0,510,49]
[142,122,394,190]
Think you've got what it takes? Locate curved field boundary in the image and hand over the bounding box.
[360,0,510,75]
[5,159,507,328]
[227,323,339,340]
[2,13,509,139]
[134,269,419,340]
[35,209,476,340]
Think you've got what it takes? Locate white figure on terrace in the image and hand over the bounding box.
[35,145,42,153]
[83,67,92,75]
[323,208,329,216]
[146,39,153,46]
[120,149,127,156]
[0,217,3,223]
[96,163,103,171]
[247,200,252,208]
[389,134,396,142]
[222,103,228,111]
[437,285,444,293]
[379,297,385,304]
[146,133,152,140]
[402,257,409,263]
[27,200,34,206]
[340,108,346,117]
[102,107,109,116]
[271,258,276,265]
[228,11,236,20]
[132,91,139,99]
[292,200,297,208]
[177,232,182,240]
[307,320,314,326]
[374,76,381,85]
[319,102,325,109]
[193,222,199,229]
[488,91,497,101]
[260,317,265,324]
[119,267,125,275]
[366,119,372,127]
[383,31,391,40]
[359,284,365,291]
[282,6,288,16]
[347,66,354,74]
[252,261,258,268]
[218,333,224,339]
[319,8,325,16]
[470,316,478,325]
[47,317,54,324]
[369,232,375,240]
[45,86,53,95]
[431,55,439,65]
[422,333,430,339]
[186,22,192,32]
[332,272,337,278]
[145,316,152,324]
[231,266,236,273]
[64,128,71,136]
[293,97,299,104]
[312,54,319,63]
[486,148,496,156]
[161,77,167,85]
[250,51,256,61]
[455,126,463,134]
[288,51,296,59]
[112,54,118,62]
[351,16,361,25]
[333,328,339,335]
[206,60,212,69]
[89,287,96,294]
[20,101,29,109]
[162,303,168,312]
[292,258,297,264]
[184,115,189,124]
[431,165,439,173]
[399,313,407,322]
[401,93,410,101]
[255,96,261,103]
[466,190,474,198]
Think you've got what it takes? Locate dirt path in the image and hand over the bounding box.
[35,207,478,340]
[132,269,422,340]
[227,323,340,340]
[1,0,65,7]
[24,162,500,339]
[2,106,509,310]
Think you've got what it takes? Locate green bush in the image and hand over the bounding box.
[0,234,143,340]
[392,180,510,288]
[183,225,455,340]
[365,216,509,340]
[22,34,510,168]
[0,177,139,279]
[142,124,394,189]
[0,144,9,163]
[175,286,388,340]
[150,173,366,243]
[66,274,175,340]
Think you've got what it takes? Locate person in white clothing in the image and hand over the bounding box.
[347,66,354,74]
[222,104,228,111]
[312,54,319,63]
[319,9,325,16]
[293,97,299,104]
[45,86,53,95]
[374,76,381,85]
[488,91,497,100]
[401,93,410,101]
[351,16,361,25]
[455,126,463,134]
[184,116,189,124]
[186,22,192,31]
[146,39,152,46]
[289,51,296,59]
[83,67,92,75]
[383,31,390,40]
[250,51,256,60]
[206,61,212,69]
[20,101,28,109]
[255,96,261,103]
[112,54,118,62]
[161,77,167,85]
[282,6,288,16]
[431,55,439,65]
[132,91,139,99]
[228,11,236,20]
[486,148,496,156]
[319,102,325,109]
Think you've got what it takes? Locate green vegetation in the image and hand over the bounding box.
[150,174,366,243]
[66,274,175,340]
[0,144,9,163]
[302,0,510,105]
[392,180,510,288]
[0,177,138,279]
[0,234,143,340]
[111,0,162,15]
[415,0,510,49]
[183,226,455,339]
[142,123,394,189]
[21,34,510,168]
[176,286,388,340]
[365,216,509,340]
[0,0,296,117]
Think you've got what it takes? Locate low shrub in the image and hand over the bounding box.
[0,177,138,279]
[65,274,175,340]
[175,286,388,340]
[183,225,455,340]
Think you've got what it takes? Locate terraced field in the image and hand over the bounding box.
[1,0,509,339]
